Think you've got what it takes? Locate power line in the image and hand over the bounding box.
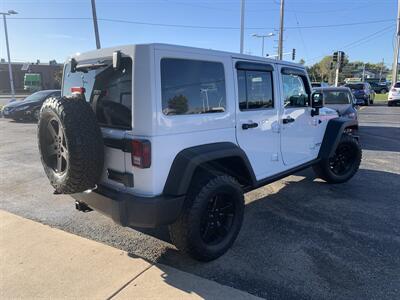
[9,16,394,31]
[308,25,395,64]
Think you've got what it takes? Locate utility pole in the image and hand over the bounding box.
[379,58,384,82]
[277,0,285,60]
[91,0,101,49]
[392,0,400,84]
[0,10,18,101]
[240,0,245,54]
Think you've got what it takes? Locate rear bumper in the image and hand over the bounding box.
[388,98,400,105]
[72,185,185,228]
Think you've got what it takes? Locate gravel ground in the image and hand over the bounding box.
[1,105,399,299]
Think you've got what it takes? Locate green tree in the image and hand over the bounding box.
[298,58,305,65]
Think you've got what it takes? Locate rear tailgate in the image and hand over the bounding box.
[101,128,133,190]
[62,54,133,191]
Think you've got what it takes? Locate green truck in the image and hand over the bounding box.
[24,73,42,92]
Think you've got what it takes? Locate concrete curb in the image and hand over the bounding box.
[0,210,260,299]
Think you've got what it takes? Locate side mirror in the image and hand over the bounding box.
[70,58,77,73]
[311,92,323,108]
[113,50,121,70]
[311,92,323,117]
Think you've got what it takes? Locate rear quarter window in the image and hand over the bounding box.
[160,58,226,115]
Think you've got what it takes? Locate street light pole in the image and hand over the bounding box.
[91,0,101,49]
[1,10,18,101]
[252,33,275,57]
[240,0,245,54]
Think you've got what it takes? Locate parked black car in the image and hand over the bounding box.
[314,87,358,120]
[369,81,389,94]
[344,82,374,105]
[2,90,60,121]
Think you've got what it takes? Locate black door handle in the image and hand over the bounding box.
[282,116,295,124]
[242,122,258,130]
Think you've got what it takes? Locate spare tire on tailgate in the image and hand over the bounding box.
[37,96,104,194]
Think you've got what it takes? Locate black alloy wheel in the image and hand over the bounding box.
[329,143,357,176]
[200,193,235,245]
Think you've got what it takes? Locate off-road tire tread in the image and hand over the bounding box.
[38,96,104,194]
[169,174,244,261]
[313,134,361,184]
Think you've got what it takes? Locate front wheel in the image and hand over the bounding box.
[313,135,362,184]
[169,174,244,261]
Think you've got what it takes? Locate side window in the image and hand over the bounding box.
[161,58,226,115]
[237,70,274,110]
[282,74,309,108]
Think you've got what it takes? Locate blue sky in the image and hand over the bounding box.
[0,0,396,66]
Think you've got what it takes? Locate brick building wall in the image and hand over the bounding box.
[0,62,63,93]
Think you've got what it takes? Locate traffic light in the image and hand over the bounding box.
[333,51,338,62]
[330,62,334,70]
[339,51,345,66]
[292,48,296,61]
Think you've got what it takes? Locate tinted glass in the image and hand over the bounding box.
[161,58,226,115]
[345,84,364,90]
[323,91,351,104]
[394,82,400,88]
[282,74,308,107]
[23,90,54,103]
[63,57,132,129]
[237,70,273,110]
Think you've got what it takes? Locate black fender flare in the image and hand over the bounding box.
[318,117,358,159]
[163,142,256,196]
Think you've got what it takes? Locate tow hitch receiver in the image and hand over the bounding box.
[75,201,93,212]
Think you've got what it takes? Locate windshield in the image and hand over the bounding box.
[323,91,351,104]
[345,84,364,90]
[23,91,53,103]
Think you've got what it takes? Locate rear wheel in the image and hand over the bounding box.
[169,174,244,261]
[381,89,388,94]
[313,135,361,184]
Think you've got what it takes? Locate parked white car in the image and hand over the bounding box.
[37,44,362,261]
[388,82,400,106]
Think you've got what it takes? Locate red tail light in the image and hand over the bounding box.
[391,88,397,92]
[71,87,86,94]
[131,140,151,168]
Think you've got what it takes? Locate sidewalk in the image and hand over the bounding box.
[0,210,260,299]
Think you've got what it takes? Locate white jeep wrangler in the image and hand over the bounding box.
[38,44,361,261]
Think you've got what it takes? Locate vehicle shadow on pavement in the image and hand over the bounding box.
[141,168,400,299]
[9,119,38,124]
[359,125,400,152]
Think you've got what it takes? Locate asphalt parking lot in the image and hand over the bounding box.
[1,105,399,299]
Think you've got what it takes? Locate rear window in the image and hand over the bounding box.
[62,57,132,130]
[345,84,364,90]
[394,82,400,88]
[323,91,351,104]
[161,58,226,115]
